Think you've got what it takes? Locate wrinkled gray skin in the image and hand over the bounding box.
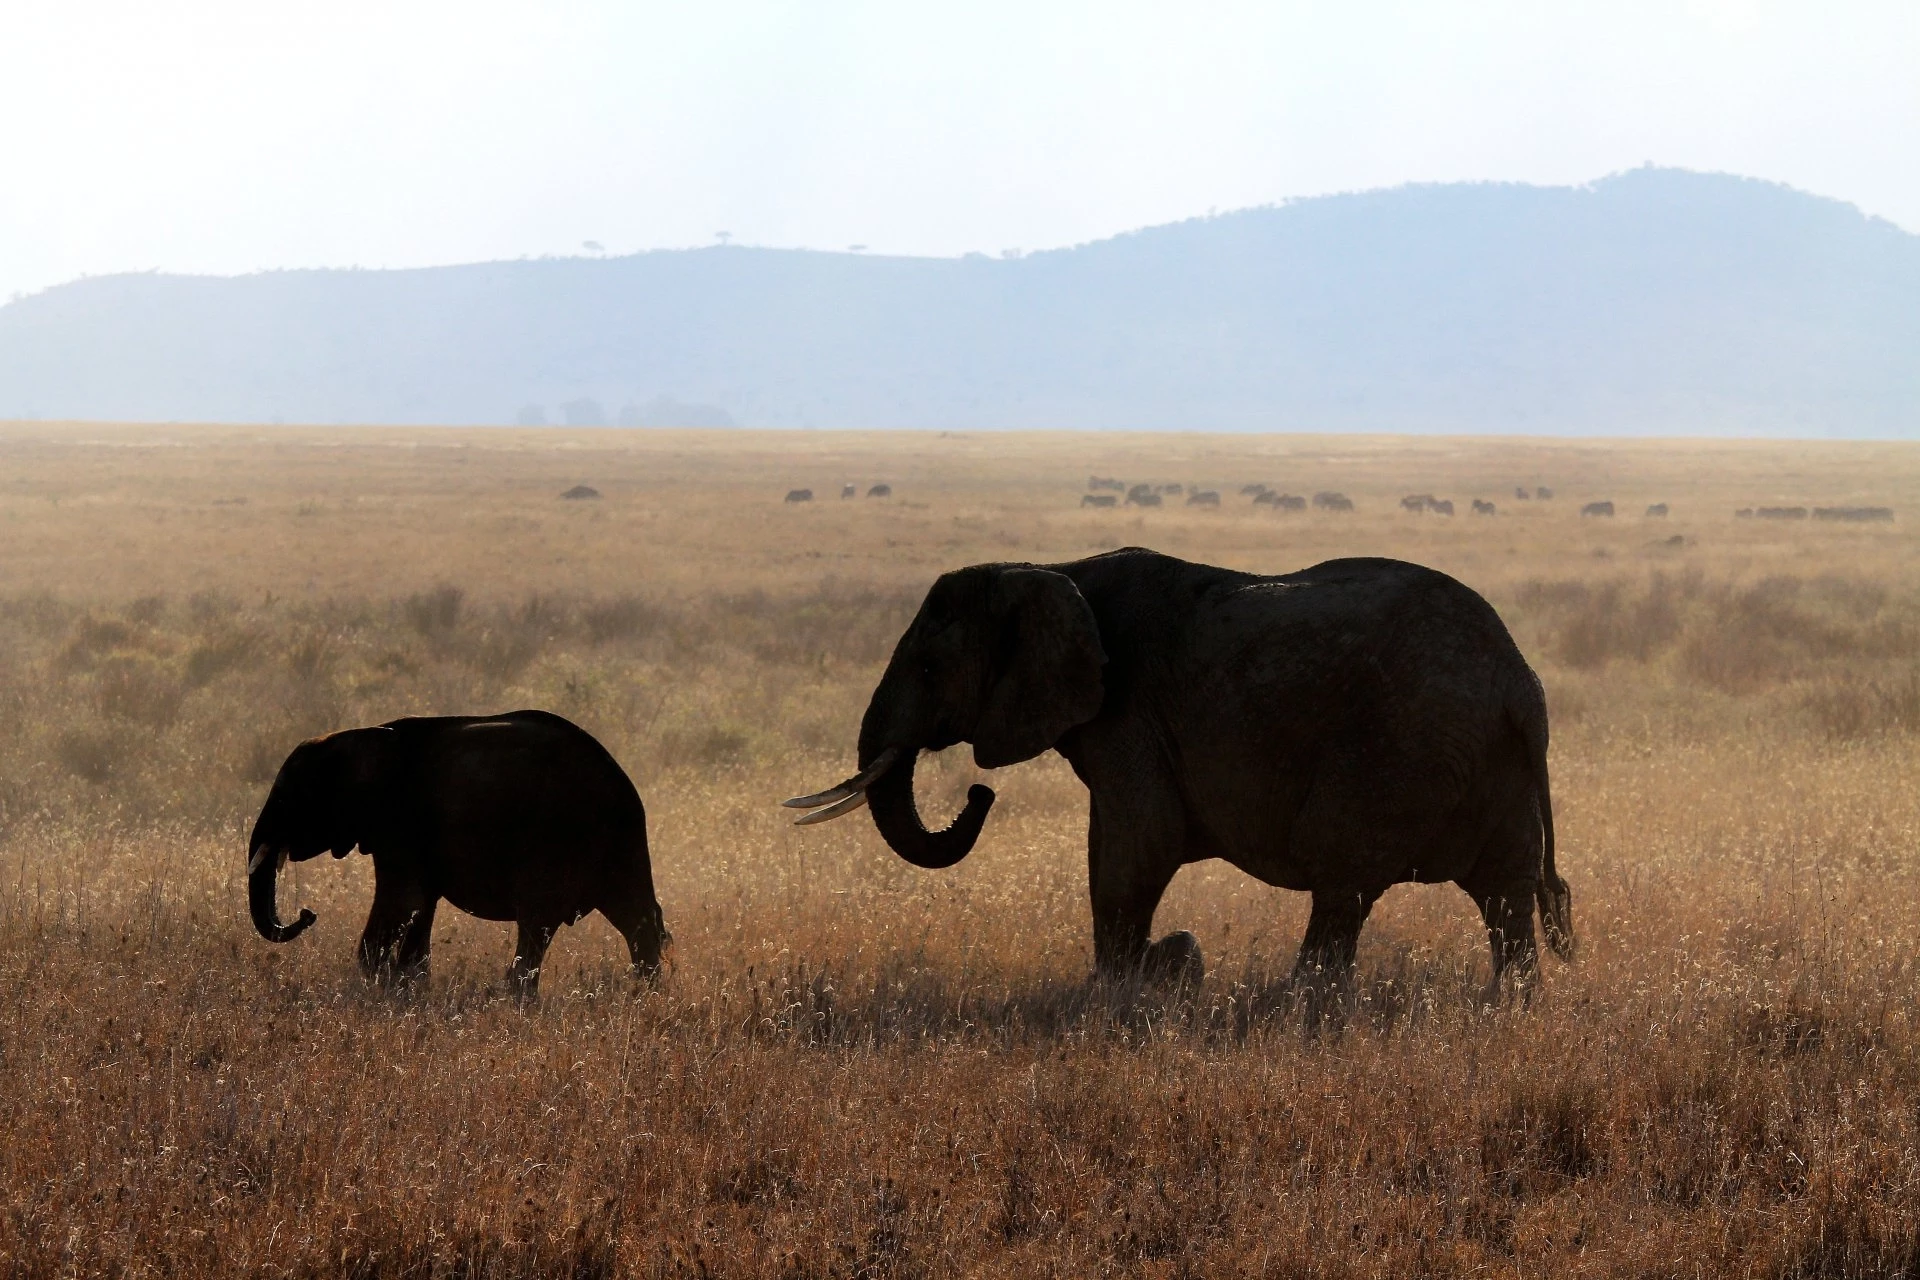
[797,548,1571,994]
[249,710,668,998]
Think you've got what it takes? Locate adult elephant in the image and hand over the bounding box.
[787,549,1570,992]
[249,710,668,998]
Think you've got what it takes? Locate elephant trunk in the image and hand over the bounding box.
[784,655,994,864]
[864,748,994,870]
[248,844,317,943]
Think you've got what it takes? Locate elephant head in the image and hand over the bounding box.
[247,727,393,943]
[786,564,1105,867]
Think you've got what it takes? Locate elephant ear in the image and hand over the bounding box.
[972,568,1106,769]
[312,727,394,857]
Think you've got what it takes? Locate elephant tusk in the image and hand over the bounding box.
[246,844,287,875]
[793,789,870,826]
[783,746,902,809]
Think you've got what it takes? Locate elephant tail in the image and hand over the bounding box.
[1515,677,1573,960]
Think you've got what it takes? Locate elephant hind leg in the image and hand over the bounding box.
[1466,880,1539,1003]
[391,898,437,987]
[509,920,557,1004]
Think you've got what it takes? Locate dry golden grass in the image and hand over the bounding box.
[5,424,1920,1277]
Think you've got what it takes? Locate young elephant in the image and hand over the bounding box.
[248,710,668,998]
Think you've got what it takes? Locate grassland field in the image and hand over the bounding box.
[5,424,1920,1277]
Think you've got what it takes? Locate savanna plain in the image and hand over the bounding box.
[7,425,1920,1278]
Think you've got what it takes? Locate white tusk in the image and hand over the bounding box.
[793,789,870,826]
[783,784,856,810]
[247,845,270,875]
[782,746,902,809]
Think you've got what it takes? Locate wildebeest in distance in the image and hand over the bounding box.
[1472,499,1497,515]
[1273,493,1307,511]
[1127,490,1164,508]
[1645,503,1669,517]
[785,489,813,504]
[1536,487,1554,500]
[1812,506,1893,522]
[1313,492,1354,512]
[1089,476,1125,492]
[841,484,857,499]
[1756,507,1808,520]
[560,485,600,501]
[1401,494,1436,513]
[867,484,892,498]
[1081,494,1118,508]
[1580,501,1615,518]
[1514,487,1531,500]
[1253,491,1279,506]
[1187,490,1221,506]
[1240,483,1269,497]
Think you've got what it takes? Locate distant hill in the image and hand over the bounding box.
[2,168,1915,434]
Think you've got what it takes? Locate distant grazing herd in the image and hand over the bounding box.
[781,483,892,503]
[537,478,1898,525]
[1056,477,1892,524]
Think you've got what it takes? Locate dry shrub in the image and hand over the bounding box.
[583,595,663,645]
[466,622,545,682]
[0,589,74,637]
[239,732,286,784]
[56,725,130,782]
[57,613,137,670]
[95,653,185,727]
[1514,572,1920,697]
[657,723,753,768]
[125,593,167,625]
[184,626,265,687]
[1803,672,1920,739]
[1527,575,1685,668]
[403,582,465,635]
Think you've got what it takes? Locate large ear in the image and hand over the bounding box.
[972,568,1105,769]
[311,726,393,858]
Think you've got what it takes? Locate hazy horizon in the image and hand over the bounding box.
[4,2,1917,303]
[7,168,1913,436]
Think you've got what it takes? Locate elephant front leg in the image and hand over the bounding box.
[1292,889,1381,982]
[509,921,557,1004]
[1289,888,1381,1024]
[1087,804,1198,984]
[600,891,669,983]
[358,884,437,989]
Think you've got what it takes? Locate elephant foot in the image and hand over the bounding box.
[1142,931,1205,986]
[1286,959,1360,1032]
[1480,960,1540,1010]
[359,958,430,993]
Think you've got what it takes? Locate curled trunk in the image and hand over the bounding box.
[865,749,994,869]
[248,847,317,943]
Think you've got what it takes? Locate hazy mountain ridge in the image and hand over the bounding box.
[3,168,1915,434]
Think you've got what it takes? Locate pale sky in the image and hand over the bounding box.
[3,1,1916,302]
